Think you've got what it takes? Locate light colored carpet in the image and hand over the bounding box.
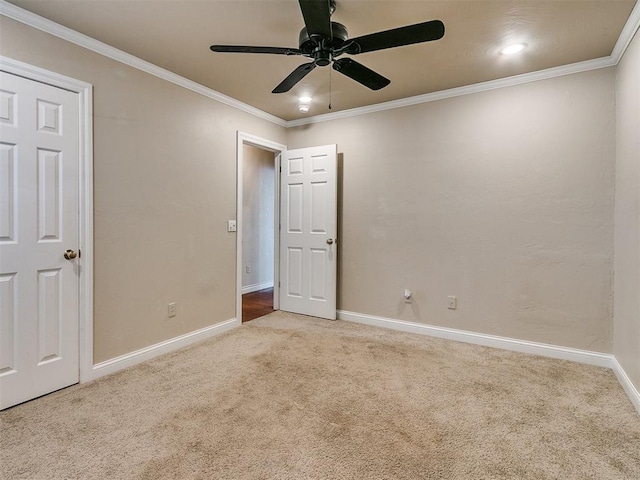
[1,311,639,479]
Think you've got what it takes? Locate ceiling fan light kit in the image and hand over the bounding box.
[210,0,445,96]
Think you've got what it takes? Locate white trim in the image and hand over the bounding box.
[2,0,638,129]
[236,132,286,324]
[0,1,287,128]
[91,318,239,380]
[337,310,614,368]
[0,56,95,384]
[241,281,275,295]
[288,57,615,127]
[611,358,640,415]
[611,0,640,63]
[340,310,640,413]
[273,153,281,312]
[288,2,640,127]
[77,72,94,384]
[0,54,92,93]
[238,131,287,152]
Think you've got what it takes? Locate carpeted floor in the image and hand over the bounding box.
[1,311,639,479]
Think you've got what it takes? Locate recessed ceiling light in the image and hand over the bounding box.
[298,104,310,113]
[501,43,526,55]
[299,96,312,103]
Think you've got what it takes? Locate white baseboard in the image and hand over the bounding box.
[90,318,240,381]
[337,310,614,368]
[241,281,274,295]
[338,310,640,414]
[611,358,640,415]
[86,308,639,415]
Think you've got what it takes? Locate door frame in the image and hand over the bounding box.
[236,132,286,322]
[1,56,94,383]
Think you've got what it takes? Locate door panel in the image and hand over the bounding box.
[279,145,337,320]
[0,143,15,242]
[0,71,80,410]
[287,183,303,232]
[286,247,303,297]
[37,148,63,241]
[0,273,16,375]
[37,268,62,364]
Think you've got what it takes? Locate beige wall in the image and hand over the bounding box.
[1,14,628,366]
[288,68,616,352]
[242,145,275,290]
[0,17,286,363]
[614,30,640,392]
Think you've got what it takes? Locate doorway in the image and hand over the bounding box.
[241,144,276,322]
[236,132,286,323]
[235,133,338,323]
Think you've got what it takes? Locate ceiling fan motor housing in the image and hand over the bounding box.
[210,0,445,94]
[299,22,349,66]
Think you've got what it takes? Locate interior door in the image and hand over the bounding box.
[0,71,80,410]
[279,144,337,320]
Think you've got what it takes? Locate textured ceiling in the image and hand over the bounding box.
[6,0,637,121]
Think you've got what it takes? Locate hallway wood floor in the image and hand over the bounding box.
[242,287,274,322]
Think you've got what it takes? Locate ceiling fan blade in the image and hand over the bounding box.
[298,0,332,39]
[347,20,445,54]
[210,45,302,55]
[272,62,317,93]
[332,58,390,90]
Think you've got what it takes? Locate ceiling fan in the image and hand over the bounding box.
[210,0,445,94]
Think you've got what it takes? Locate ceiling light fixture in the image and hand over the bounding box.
[299,95,312,103]
[501,43,526,55]
[298,104,310,113]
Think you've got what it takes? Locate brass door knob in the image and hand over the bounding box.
[326,239,334,245]
[64,249,78,260]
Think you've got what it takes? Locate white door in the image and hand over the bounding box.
[279,144,337,320]
[0,71,80,410]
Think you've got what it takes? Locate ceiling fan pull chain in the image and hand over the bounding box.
[329,66,332,110]
[210,0,445,100]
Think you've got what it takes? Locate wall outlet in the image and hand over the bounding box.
[245,266,251,274]
[403,289,412,303]
[168,302,177,318]
[447,296,457,310]
[227,220,237,232]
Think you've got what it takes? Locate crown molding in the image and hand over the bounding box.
[611,0,640,63]
[286,56,616,127]
[2,0,638,129]
[288,0,640,127]
[0,0,287,128]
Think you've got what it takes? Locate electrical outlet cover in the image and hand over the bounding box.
[447,296,457,310]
